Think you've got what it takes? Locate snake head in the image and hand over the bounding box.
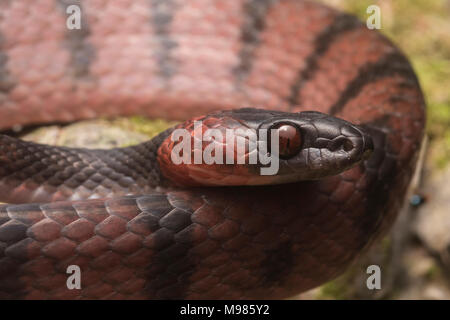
[157,108,374,186]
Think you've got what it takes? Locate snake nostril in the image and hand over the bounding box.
[343,139,354,152]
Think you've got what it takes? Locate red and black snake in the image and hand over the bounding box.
[0,0,425,299]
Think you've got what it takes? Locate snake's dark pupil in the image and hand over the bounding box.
[272,123,302,158]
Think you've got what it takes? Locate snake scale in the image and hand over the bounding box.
[0,0,425,299]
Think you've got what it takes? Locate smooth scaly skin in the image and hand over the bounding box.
[0,0,425,299]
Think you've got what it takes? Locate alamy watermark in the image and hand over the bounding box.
[367,5,382,30]
[66,265,81,290]
[64,4,382,31]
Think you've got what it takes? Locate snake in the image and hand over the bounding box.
[0,0,425,299]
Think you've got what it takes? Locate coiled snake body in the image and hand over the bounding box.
[0,0,425,299]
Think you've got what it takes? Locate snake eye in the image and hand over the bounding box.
[271,123,302,159]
